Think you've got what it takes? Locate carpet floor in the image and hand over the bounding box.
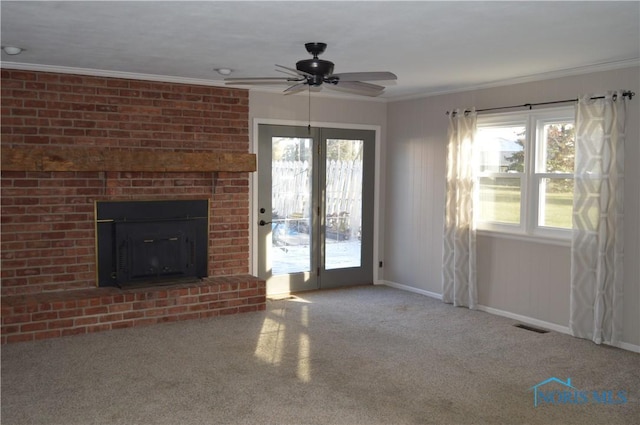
[1,285,639,424]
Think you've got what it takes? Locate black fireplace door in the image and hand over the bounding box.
[96,200,208,288]
[115,220,197,284]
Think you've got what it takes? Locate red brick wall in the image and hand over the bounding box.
[1,70,250,296]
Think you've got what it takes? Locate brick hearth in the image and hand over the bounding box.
[1,275,265,344]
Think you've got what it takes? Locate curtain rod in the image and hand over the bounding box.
[446,90,635,116]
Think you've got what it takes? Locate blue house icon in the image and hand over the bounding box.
[529,377,577,407]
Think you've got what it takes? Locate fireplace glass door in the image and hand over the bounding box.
[257,125,374,295]
[96,200,208,288]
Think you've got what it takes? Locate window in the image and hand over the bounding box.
[474,107,575,239]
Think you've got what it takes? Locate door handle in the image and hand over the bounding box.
[259,220,272,226]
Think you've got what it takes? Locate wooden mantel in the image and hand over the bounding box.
[1,147,256,173]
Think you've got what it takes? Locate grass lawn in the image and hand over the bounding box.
[478,185,572,229]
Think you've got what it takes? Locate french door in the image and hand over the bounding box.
[257,124,375,295]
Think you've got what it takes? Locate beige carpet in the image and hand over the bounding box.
[2,285,639,424]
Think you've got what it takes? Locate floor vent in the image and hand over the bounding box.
[514,324,550,334]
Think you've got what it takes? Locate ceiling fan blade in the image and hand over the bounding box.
[225,77,294,82]
[337,80,385,91]
[225,81,293,86]
[331,72,397,82]
[225,76,304,87]
[326,81,385,96]
[276,68,300,78]
[276,64,311,77]
[283,82,308,95]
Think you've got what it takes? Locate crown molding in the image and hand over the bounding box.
[0,62,230,88]
[0,61,387,103]
[388,58,640,103]
[3,58,638,104]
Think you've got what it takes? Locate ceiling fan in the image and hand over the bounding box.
[224,42,397,97]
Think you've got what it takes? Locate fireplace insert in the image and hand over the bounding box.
[96,200,209,288]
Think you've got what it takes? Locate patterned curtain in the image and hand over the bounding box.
[442,110,477,309]
[570,91,626,345]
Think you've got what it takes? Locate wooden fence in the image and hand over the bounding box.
[272,159,363,237]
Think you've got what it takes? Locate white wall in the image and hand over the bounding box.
[385,66,640,348]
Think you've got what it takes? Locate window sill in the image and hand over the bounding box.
[476,229,571,247]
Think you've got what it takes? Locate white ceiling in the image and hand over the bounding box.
[1,1,639,100]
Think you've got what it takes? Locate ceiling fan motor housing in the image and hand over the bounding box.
[296,58,334,85]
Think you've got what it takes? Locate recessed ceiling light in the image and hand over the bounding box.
[215,68,233,76]
[2,46,24,55]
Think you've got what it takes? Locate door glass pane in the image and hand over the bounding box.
[325,139,363,270]
[271,137,312,275]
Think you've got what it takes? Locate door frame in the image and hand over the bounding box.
[250,118,383,290]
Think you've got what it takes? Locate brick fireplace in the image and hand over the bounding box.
[1,70,265,343]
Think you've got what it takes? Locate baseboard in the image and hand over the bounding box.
[380,280,443,300]
[381,281,568,334]
[476,305,640,353]
[605,342,640,353]
[475,304,571,335]
[611,341,640,354]
[380,281,640,354]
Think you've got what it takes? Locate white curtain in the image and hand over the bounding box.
[442,110,477,309]
[570,91,626,345]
